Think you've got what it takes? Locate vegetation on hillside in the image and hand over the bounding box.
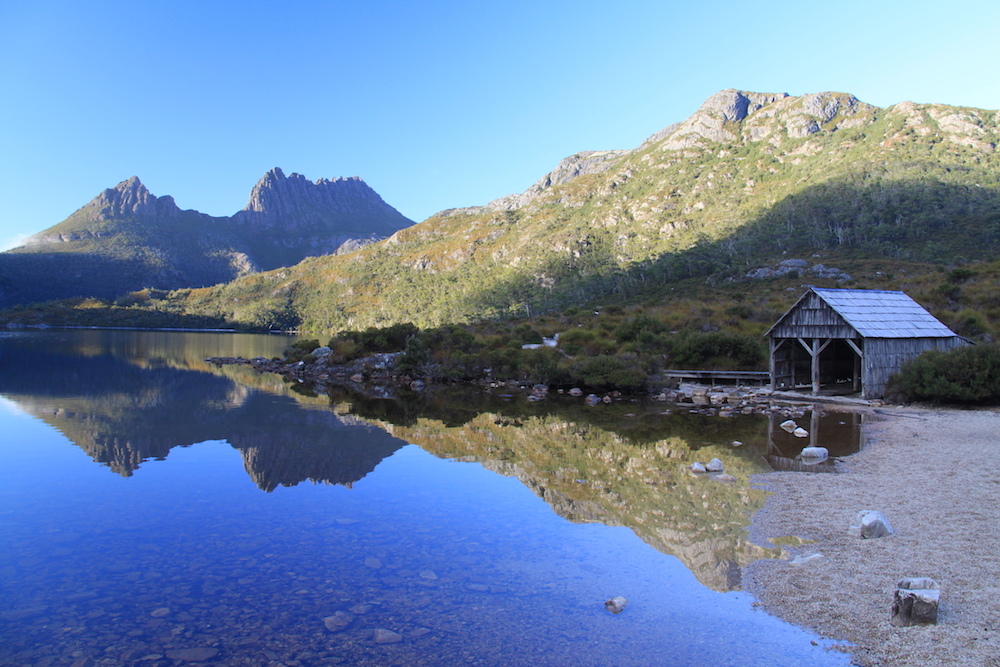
[76,93,995,334]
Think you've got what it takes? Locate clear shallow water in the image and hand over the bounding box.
[0,331,853,666]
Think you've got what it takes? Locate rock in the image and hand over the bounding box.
[164,648,219,662]
[364,557,383,569]
[604,596,628,614]
[531,384,549,396]
[780,419,798,433]
[891,578,940,626]
[323,611,354,632]
[419,569,438,580]
[711,473,736,483]
[792,427,809,438]
[374,628,403,644]
[350,373,364,383]
[585,394,601,406]
[705,458,724,472]
[731,440,743,447]
[602,395,612,404]
[854,510,894,539]
[312,346,332,357]
[568,387,583,397]
[409,379,425,391]
[150,607,170,618]
[690,462,707,473]
[789,552,825,566]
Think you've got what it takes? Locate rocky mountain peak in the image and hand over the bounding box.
[651,89,878,150]
[233,168,411,235]
[88,176,181,220]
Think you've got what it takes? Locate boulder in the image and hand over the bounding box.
[690,462,707,473]
[780,419,798,433]
[854,510,894,539]
[585,394,601,406]
[792,427,809,438]
[891,578,940,626]
[568,387,583,397]
[705,458,724,472]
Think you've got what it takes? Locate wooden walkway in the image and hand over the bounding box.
[663,369,770,385]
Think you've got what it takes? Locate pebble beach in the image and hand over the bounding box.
[746,406,1000,666]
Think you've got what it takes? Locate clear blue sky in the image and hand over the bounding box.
[2,0,998,250]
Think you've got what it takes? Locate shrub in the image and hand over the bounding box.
[569,356,646,391]
[615,315,669,342]
[887,343,1000,404]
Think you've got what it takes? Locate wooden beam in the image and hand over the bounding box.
[811,338,821,394]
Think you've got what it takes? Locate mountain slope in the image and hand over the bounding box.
[158,89,1000,332]
[0,170,414,308]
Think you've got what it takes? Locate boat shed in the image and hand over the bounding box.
[765,288,968,399]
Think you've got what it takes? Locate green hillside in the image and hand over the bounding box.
[141,90,999,332]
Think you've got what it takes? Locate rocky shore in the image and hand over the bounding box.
[205,352,865,419]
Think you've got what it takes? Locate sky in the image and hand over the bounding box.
[1,0,999,250]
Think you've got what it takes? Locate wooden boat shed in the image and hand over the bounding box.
[765,288,968,399]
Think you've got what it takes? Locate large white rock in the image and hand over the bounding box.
[780,419,798,433]
[798,446,829,462]
[854,510,894,539]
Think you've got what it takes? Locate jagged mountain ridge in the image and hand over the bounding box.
[0,169,414,308]
[158,89,1000,332]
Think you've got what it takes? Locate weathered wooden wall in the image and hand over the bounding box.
[768,293,857,339]
[862,337,968,399]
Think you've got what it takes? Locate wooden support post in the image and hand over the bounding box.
[812,338,821,395]
[846,338,863,394]
[769,338,777,390]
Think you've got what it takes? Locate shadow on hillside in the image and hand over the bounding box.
[0,249,242,310]
[468,177,1000,312]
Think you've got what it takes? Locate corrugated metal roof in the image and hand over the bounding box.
[812,288,957,338]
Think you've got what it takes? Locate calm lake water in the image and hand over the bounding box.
[0,330,855,666]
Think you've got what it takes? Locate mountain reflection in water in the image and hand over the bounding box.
[0,331,853,667]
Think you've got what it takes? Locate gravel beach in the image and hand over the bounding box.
[745,405,1000,666]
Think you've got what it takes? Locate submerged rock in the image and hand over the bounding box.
[604,596,628,614]
[374,628,403,644]
[164,648,219,662]
[323,611,354,632]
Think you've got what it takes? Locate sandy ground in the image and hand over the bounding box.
[745,405,1000,667]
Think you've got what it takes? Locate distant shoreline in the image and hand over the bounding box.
[745,406,1000,666]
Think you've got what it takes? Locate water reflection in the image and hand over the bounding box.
[766,411,864,472]
[0,331,854,666]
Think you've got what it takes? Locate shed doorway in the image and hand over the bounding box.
[771,337,862,395]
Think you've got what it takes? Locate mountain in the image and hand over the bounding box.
[149,89,1000,332]
[0,169,414,308]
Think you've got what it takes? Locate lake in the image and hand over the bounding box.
[0,330,855,666]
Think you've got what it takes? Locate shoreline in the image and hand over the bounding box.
[744,405,1000,666]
